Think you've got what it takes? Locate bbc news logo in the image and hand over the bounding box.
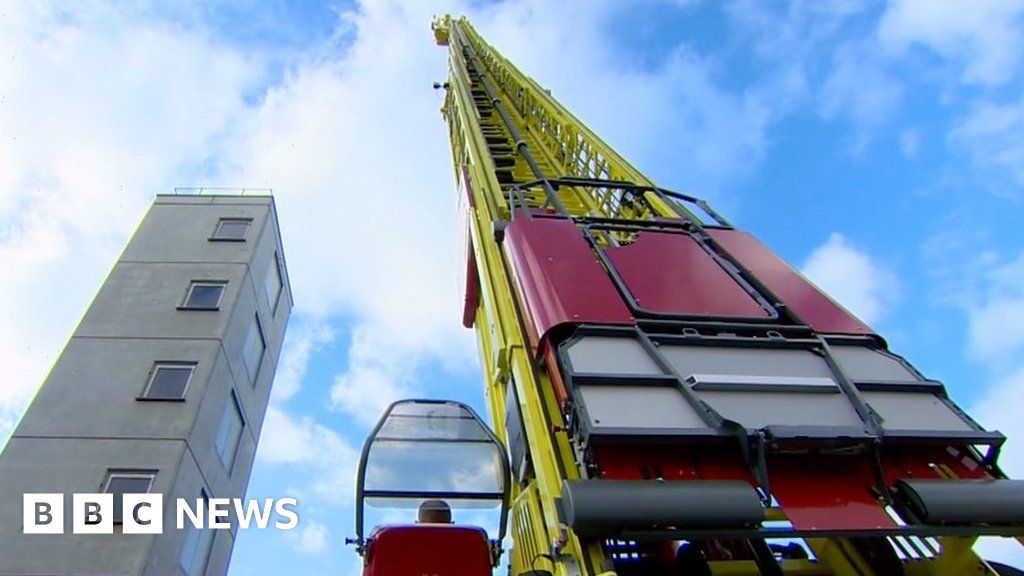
[24,494,298,534]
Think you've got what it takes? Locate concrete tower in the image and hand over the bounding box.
[0,194,291,575]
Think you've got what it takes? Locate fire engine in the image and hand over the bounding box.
[350,16,1024,576]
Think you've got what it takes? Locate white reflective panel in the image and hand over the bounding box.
[661,345,833,380]
[688,374,838,392]
[698,390,863,429]
[566,337,662,375]
[378,414,489,441]
[830,346,920,383]
[579,385,705,429]
[861,392,975,432]
[364,440,504,495]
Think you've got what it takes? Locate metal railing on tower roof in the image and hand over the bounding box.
[173,187,273,196]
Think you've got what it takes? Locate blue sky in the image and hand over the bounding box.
[2,0,1024,573]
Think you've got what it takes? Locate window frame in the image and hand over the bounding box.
[241,314,266,384]
[214,391,245,472]
[178,488,215,576]
[208,217,253,242]
[178,281,227,311]
[263,253,283,316]
[102,470,156,524]
[138,362,196,402]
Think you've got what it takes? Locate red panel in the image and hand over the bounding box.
[461,165,476,208]
[595,445,897,532]
[543,344,571,407]
[768,455,896,531]
[504,216,634,350]
[364,525,492,576]
[708,229,876,336]
[882,445,994,483]
[605,231,771,318]
[592,444,755,484]
[460,166,479,328]
[462,242,480,328]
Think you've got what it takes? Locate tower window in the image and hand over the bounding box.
[214,392,244,470]
[180,281,226,310]
[179,489,214,576]
[140,363,195,401]
[210,218,252,241]
[263,254,283,315]
[103,471,156,524]
[242,314,265,383]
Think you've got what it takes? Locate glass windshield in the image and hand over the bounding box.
[356,400,510,541]
[377,413,490,441]
[362,401,506,499]
[365,440,503,495]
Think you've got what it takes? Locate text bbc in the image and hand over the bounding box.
[23,494,298,534]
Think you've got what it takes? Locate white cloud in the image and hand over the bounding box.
[0,0,480,452]
[287,519,330,554]
[951,96,1024,193]
[0,0,265,449]
[818,43,904,153]
[964,251,1024,568]
[258,406,358,506]
[329,360,410,427]
[973,365,1024,478]
[473,0,797,195]
[727,0,869,62]
[217,0,785,422]
[727,1,901,154]
[876,2,1024,198]
[0,0,833,445]
[971,364,1024,568]
[800,233,897,326]
[900,128,920,158]
[211,1,479,423]
[879,0,1024,86]
[0,414,16,452]
[259,407,321,465]
[618,51,781,190]
[968,297,1024,363]
[271,319,336,402]
[965,251,1024,363]
[920,221,1002,309]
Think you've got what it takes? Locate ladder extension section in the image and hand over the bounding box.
[435,15,1024,576]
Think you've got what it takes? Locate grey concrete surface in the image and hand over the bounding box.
[0,194,291,576]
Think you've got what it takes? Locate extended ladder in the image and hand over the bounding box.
[434,15,1024,576]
